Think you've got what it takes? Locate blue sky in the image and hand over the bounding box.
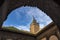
[3,6,52,31]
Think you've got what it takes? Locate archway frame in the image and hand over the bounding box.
[0,0,60,31]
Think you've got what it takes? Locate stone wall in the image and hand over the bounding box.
[36,23,60,40]
[0,29,36,40]
[0,22,60,40]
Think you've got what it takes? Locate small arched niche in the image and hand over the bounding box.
[2,6,53,33]
[6,39,13,40]
[49,35,58,40]
[41,37,47,40]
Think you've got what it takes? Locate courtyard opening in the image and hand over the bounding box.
[2,6,53,34]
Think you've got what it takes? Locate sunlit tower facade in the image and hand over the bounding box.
[30,17,40,34]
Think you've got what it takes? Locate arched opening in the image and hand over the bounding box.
[41,37,46,40]
[0,0,60,40]
[2,6,53,33]
[49,35,58,40]
[0,0,60,31]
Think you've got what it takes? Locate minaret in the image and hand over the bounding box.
[30,16,40,34]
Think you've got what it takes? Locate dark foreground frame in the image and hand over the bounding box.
[0,0,60,32]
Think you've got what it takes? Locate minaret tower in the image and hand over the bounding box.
[30,16,40,34]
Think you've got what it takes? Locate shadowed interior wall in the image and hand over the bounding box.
[0,30,36,40]
[36,23,60,40]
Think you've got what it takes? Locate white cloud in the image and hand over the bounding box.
[16,25,30,31]
[26,7,53,28]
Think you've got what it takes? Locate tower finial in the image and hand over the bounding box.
[32,16,36,23]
